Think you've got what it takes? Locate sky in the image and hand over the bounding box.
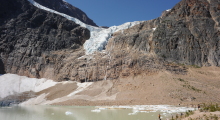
[64,0,181,27]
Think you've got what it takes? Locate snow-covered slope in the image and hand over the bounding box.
[0,74,57,99]
[28,0,143,54]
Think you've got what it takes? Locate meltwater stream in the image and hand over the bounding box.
[0,105,194,120]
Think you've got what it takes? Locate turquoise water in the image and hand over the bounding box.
[0,105,173,120]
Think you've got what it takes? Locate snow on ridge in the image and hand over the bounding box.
[27,0,143,54]
[166,9,171,12]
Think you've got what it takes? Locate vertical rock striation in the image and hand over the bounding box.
[110,0,220,67]
[0,0,90,80]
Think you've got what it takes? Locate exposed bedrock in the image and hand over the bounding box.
[0,0,219,82]
[110,0,220,67]
[0,0,90,80]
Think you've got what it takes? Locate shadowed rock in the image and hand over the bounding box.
[34,0,98,26]
[0,0,90,80]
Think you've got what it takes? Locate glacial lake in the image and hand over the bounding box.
[0,105,194,120]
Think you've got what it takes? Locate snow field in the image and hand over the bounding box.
[0,74,57,99]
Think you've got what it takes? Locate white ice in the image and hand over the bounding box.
[91,109,101,113]
[96,105,195,115]
[84,21,143,54]
[0,74,57,99]
[65,111,73,115]
[27,0,143,54]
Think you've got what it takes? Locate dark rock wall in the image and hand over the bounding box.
[0,0,219,82]
[0,0,90,79]
[34,0,98,26]
[110,0,220,67]
[154,0,220,66]
[0,57,5,74]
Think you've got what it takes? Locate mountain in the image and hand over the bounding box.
[68,0,220,82]
[0,0,220,107]
[109,0,220,67]
[0,0,220,82]
[0,0,90,79]
[34,0,97,26]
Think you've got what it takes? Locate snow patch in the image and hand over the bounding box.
[0,74,57,99]
[67,82,93,97]
[166,9,171,12]
[27,0,143,54]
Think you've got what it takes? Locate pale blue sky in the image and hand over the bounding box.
[64,0,181,27]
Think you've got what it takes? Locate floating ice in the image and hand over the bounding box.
[91,109,101,113]
[128,109,139,115]
[96,105,194,114]
[65,111,73,115]
[27,0,143,54]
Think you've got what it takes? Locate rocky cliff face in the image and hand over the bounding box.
[34,0,98,26]
[0,0,219,82]
[73,0,220,82]
[109,0,220,67]
[0,0,90,80]
[153,0,220,66]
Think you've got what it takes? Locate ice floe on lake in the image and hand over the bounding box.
[93,105,194,115]
[65,111,73,115]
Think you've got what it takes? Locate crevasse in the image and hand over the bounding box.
[27,0,143,54]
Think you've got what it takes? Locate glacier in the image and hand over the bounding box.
[0,74,57,99]
[27,0,143,54]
